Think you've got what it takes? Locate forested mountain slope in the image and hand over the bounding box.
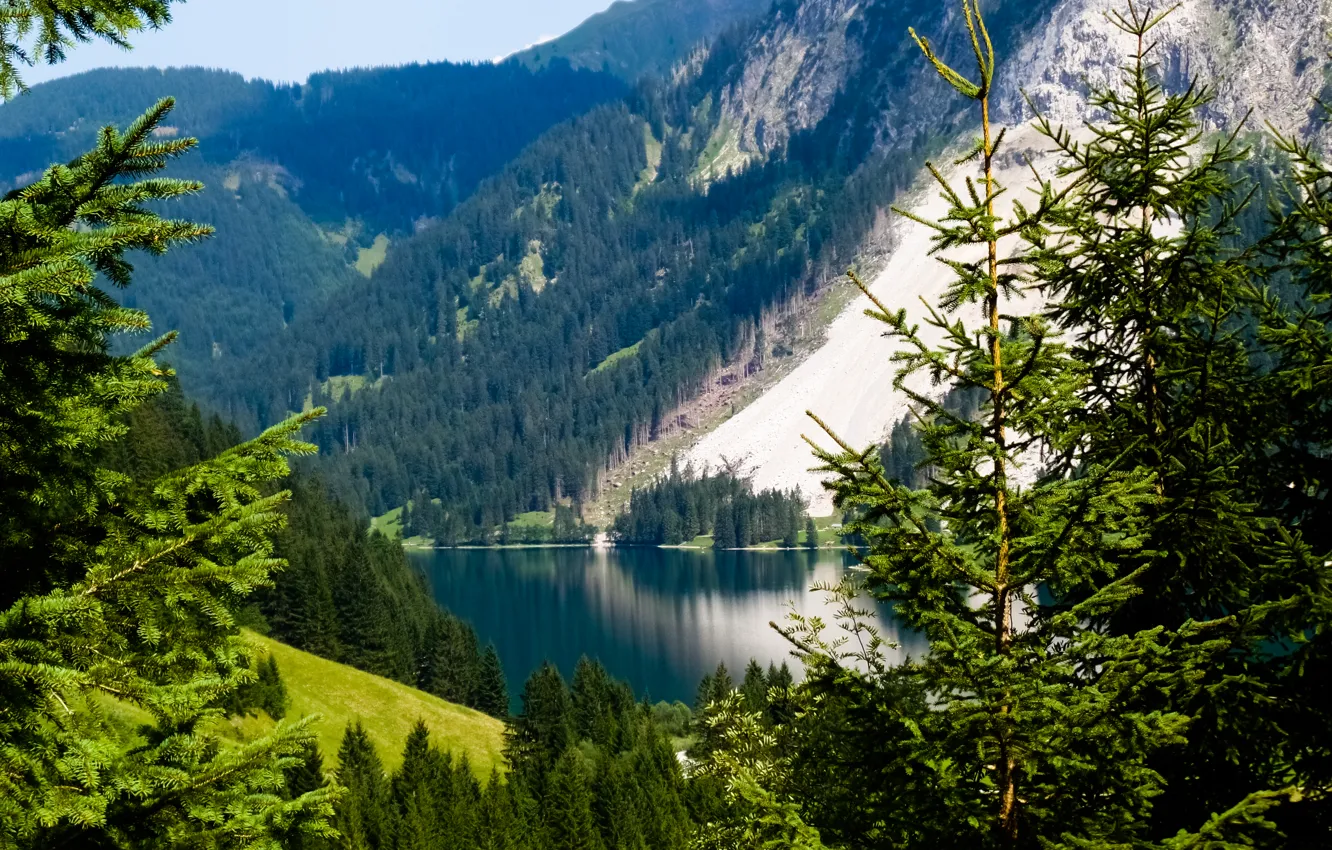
[0,62,624,391]
[188,0,1054,536]
[687,0,1332,510]
[515,0,770,80]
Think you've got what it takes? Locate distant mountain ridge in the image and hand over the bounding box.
[515,0,771,81]
[0,61,625,234]
[0,60,624,393]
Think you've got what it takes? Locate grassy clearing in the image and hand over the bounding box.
[456,305,479,341]
[810,515,843,547]
[519,241,547,292]
[510,510,555,529]
[354,233,391,277]
[216,632,506,775]
[588,339,644,376]
[633,122,663,195]
[370,504,435,547]
[370,506,403,538]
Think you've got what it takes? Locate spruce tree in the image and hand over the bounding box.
[712,502,737,549]
[740,659,768,715]
[0,2,173,99]
[389,721,451,850]
[287,739,328,799]
[782,507,800,549]
[1019,5,1332,840]
[593,756,646,850]
[258,654,290,720]
[419,612,481,705]
[506,661,575,787]
[476,768,528,850]
[283,740,333,850]
[802,2,1278,844]
[544,749,604,850]
[572,656,616,747]
[1259,121,1332,838]
[0,6,337,838]
[335,721,390,850]
[477,644,511,719]
[804,516,819,549]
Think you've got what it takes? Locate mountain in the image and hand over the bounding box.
[10,0,1322,535]
[686,0,1332,512]
[0,62,624,393]
[999,0,1331,134]
[514,0,771,81]
[193,0,1050,533]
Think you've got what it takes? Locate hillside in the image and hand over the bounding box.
[0,62,624,392]
[222,631,506,775]
[515,0,770,80]
[195,0,1050,535]
[685,126,1055,513]
[687,0,1332,512]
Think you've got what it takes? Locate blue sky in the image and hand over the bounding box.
[23,0,614,85]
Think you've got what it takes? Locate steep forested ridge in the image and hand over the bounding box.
[198,0,1053,532]
[515,0,771,81]
[0,61,625,393]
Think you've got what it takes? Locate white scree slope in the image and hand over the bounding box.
[685,125,1055,515]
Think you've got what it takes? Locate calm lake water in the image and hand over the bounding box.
[408,546,921,709]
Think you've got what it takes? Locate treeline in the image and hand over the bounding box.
[404,497,596,546]
[309,657,693,849]
[612,464,814,548]
[106,380,508,719]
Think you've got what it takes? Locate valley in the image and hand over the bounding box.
[5,0,1332,845]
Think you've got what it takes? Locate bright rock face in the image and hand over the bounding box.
[686,0,1329,514]
[1000,0,1332,138]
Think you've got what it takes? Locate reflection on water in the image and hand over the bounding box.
[409,547,922,709]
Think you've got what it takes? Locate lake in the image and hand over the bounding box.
[408,546,921,710]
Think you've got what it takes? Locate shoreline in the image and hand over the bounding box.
[403,541,841,553]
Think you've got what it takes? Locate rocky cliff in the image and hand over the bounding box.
[700,0,1329,179]
[1000,0,1332,139]
[685,0,1331,512]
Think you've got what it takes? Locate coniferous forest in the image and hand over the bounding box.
[3,1,1332,849]
[612,462,810,547]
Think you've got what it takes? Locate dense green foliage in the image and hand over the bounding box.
[106,379,511,719]
[404,497,596,546]
[0,61,626,391]
[612,462,809,547]
[0,88,335,844]
[689,3,1332,848]
[320,657,692,850]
